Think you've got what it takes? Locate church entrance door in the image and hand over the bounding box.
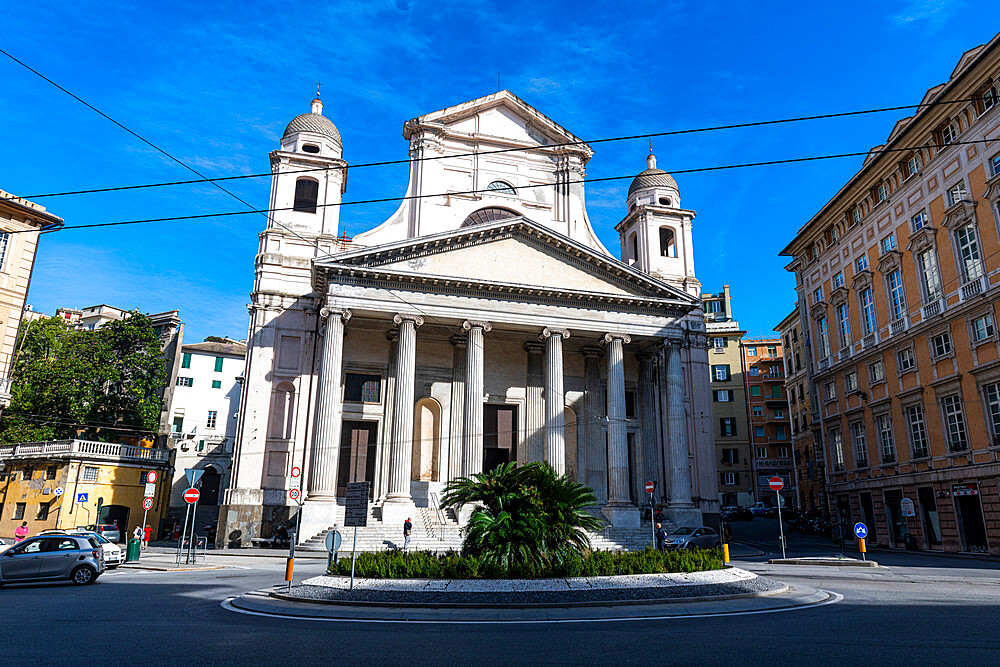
[337,420,377,497]
[483,404,518,472]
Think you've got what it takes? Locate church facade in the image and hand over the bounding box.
[219,91,719,546]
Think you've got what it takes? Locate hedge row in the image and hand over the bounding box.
[329,547,723,579]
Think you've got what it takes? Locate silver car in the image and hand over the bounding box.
[663,526,722,550]
[0,534,105,585]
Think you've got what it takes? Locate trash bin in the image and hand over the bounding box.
[126,538,141,562]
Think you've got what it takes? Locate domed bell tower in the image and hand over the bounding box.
[615,152,700,295]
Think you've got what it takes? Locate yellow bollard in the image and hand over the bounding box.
[858,537,866,561]
[285,557,295,581]
[722,543,730,564]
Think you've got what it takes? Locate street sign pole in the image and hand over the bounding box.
[187,497,199,564]
[139,507,148,560]
[645,480,656,549]
[776,487,786,559]
[350,525,358,591]
[176,502,190,565]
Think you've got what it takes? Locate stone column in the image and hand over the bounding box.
[447,335,467,479]
[666,337,695,510]
[462,320,491,476]
[541,327,570,473]
[581,347,605,502]
[637,349,661,502]
[385,314,423,508]
[604,333,631,505]
[523,341,545,464]
[307,308,351,501]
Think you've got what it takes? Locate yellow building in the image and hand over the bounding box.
[0,439,171,539]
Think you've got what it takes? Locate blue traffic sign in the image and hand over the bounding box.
[854,522,868,539]
[77,493,88,503]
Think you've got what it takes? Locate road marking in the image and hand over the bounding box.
[219,591,844,624]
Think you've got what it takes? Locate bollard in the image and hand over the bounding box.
[722,543,730,564]
[285,557,295,591]
[858,537,866,561]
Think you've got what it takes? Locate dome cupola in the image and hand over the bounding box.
[627,152,679,210]
[280,96,343,158]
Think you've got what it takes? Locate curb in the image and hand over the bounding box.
[767,558,880,568]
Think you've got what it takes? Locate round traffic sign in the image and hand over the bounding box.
[54,487,64,496]
[644,481,655,494]
[290,466,301,478]
[854,522,868,539]
[146,470,157,484]
[289,488,300,501]
[769,476,784,491]
[325,529,342,553]
[183,487,200,504]
[142,497,153,510]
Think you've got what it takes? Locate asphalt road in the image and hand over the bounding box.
[1,534,998,665]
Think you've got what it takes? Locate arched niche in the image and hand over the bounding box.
[412,397,442,481]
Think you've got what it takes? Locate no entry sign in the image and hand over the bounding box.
[146,470,157,484]
[142,497,153,510]
[645,481,655,493]
[769,476,784,491]
[183,487,200,504]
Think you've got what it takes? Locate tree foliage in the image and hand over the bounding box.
[1,313,168,443]
[440,462,605,576]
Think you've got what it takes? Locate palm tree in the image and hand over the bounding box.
[441,462,604,575]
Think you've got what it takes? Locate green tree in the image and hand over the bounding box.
[440,462,605,576]
[1,312,168,443]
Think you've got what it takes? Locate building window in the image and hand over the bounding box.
[36,502,51,520]
[983,382,1000,446]
[853,208,862,224]
[770,385,782,398]
[955,223,984,282]
[931,331,952,358]
[984,86,999,113]
[992,152,1000,177]
[712,365,730,382]
[706,300,723,315]
[907,156,920,177]
[851,421,869,467]
[293,178,319,213]
[206,411,218,430]
[836,303,851,348]
[485,180,516,195]
[877,184,888,202]
[82,466,98,482]
[830,429,845,471]
[941,122,957,145]
[713,389,734,402]
[722,472,736,486]
[876,414,896,463]
[751,385,762,397]
[659,227,677,258]
[905,405,929,458]
[755,445,767,458]
[767,345,777,357]
[13,503,26,520]
[859,287,877,335]
[886,270,906,321]
[776,446,789,458]
[813,287,823,304]
[845,371,858,392]
[629,233,638,262]
[834,272,844,288]
[880,233,896,254]
[746,346,757,356]
[712,337,727,349]
[659,197,671,206]
[722,449,739,464]
[23,466,33,480]
[344,373,382,403]
[941,395,968,451]
[824,382,836,401]
[916,249,942,301]
[749,367,760,376]
[911,210,928,232]
[817,317,831,357]
[720,418,737,437]
[775,425,786,440]
[972,314,996,343]
[172,416,184,434]
[181,353,192,369]
[752,405,763,416]
[176,377,193,387]
[947,180,967,207]
[855,254,869,272]
[869,359,885,383]
[213,357,223,372]
[774,408,784,418]
[897,348,915,372]
[46,466,57,480]
[212,380,222,389]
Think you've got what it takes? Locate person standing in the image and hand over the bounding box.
[133,525,143,547]
[14,521,29,542]
[403,517,412,551]
[142,525,152,550]
[655,523,668,552]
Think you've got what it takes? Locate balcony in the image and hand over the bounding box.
[960,275,987,302]
[837,345,853,362]
[889,317,909,336]
[816,356,830,371]
[861,331,879,350]
[921,298,945,319]
[0,439,171,463]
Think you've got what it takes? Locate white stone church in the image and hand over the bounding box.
[219,91,719,547]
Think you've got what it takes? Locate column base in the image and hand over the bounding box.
[665,507,703,529]
[603,503,640,528]
[381,498,416,533]
[296,500,341,546]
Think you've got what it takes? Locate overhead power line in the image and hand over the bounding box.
[8,137,985,234]
[12,96,987,200]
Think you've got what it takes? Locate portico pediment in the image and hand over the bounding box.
[313,217,698,311]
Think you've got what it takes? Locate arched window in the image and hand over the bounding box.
[485,180,516,195]
[659,227,677,258]
[629,233,638,263]
[460,206,520,228]
[293,178,319,213]
[630,203,637,212]
[658,197,671,206]
[268,382,296,439]
[412,398,441,481]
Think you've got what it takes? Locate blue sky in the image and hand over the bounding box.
[0,1,994,341]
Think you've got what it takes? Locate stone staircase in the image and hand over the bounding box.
[298,504,672,554]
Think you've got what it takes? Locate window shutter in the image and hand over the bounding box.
[724,364,731,380]
[732,421,738,437]
[734,472,740,485]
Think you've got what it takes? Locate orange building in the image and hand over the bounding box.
[781,33,1000,554]
[740,338,794,507]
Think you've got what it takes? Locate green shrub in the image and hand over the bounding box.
[326,547,723,579]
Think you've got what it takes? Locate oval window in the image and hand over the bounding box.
[302,144,320,154]
[658,197,671,206]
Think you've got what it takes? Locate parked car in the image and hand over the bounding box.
[721,506,753,521]
[80,524,121,543]
[662,526,722,550]
[40,529,123,568]
[0,534,105,585]
[750,502,770,516]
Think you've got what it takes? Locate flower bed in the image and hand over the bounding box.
[329,547,723,580]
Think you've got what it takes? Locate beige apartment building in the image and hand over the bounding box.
[704,286,753,506]
[741,338,794,507]
[0,190,63,407]
[781,33,1000,554]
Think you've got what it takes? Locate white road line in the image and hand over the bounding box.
[219,591,844,624]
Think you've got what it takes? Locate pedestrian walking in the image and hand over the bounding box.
[133,525,142,547]
[142,524,152,550]
[14,521,29,542]
[655,523,668,552]
[403,517,412,551]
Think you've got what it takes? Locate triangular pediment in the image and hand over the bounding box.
[314,217,697,309]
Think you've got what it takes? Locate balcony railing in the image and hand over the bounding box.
[881,452,897,464]
[838,345,853,361]
[948,438,970,453]
[889,317,909,336]
[861,332,878,350]
[0,439,170,462]
[960,275,987,301]
[816,356,830,371]
[921,298,945,319]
